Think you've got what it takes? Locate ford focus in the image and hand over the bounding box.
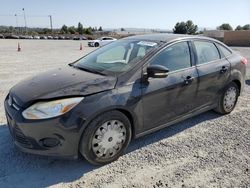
[4,34,247,165]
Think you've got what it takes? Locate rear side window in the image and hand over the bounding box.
[217,44,232,57]
[194,41,220,64]
[149,42,191,71]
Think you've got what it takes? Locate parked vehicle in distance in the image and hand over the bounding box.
[5,35,19,39]
[88,36,117,47]
[58,36,65,40]
[73,36,87,40]
[26,35,33,39]
[5,34,247,165]
[33,36,40,40]
[53,36,59,40]
[47,36,53,40]
[40,36,47,40]
[18,35,26,39]
[0,34,4,39]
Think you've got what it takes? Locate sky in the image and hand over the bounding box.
[0,0,249,30]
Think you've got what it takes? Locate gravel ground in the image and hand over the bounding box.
[0,40,249,188]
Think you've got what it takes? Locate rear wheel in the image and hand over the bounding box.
[94,42,99,47]
[214,82,239,114]
[79,111,132,165]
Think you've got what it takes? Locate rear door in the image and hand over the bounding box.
[142,41,199,131]
[192,40,231,107]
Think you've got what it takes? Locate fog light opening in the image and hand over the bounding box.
[39,138,60,148]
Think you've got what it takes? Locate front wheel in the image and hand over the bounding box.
[214,82,239,114]
[94,42,99,47]
[79,111,132,165]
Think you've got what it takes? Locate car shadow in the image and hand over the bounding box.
[127,110,220,153]
[0,110,221,187]
[0,124,97,188]
[246,79,250,85]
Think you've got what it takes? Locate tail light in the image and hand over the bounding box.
[241,57,248,65]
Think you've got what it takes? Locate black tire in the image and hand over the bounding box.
[79,110,132,165]
[94,42,99,47]
[214,82,239,114]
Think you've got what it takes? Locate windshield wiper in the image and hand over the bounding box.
[69,64,106,76]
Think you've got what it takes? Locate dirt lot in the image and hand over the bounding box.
[0,39,249,188]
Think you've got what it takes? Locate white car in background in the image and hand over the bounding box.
[88,37,117,47]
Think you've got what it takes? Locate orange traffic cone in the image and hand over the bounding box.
[17,43,21,52]
[80,43,83,50]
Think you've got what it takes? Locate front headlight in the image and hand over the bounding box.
[22,97,84,120]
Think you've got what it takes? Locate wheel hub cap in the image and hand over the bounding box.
[223,87,237,112]
[92,120,126,159]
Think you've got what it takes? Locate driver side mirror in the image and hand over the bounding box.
[146,65,169,79]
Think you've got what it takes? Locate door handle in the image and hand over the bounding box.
[220,66,228,74]
[184,76,194,85]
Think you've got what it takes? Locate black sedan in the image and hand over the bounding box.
[4,34,247,165]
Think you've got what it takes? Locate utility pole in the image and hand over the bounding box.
[15,14,19,34]
[22,8,27,34]
[49,15,53,33]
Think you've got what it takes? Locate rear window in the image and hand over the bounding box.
[194,41,220,64]
[217,44,232,57]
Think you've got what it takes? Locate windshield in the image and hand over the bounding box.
[73,40,158,75]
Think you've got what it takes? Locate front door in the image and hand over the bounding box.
[142,41,199,132]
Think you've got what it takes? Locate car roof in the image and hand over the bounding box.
[123,33,216,43]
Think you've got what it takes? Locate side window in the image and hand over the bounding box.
[217,44,232,57]
[149,42,191,71]
[194,41,220,64]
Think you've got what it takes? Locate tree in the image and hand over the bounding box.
[68,26,76,34]
[42,28,51,34]
[235,25,243,30]
[77,22,84,34]
[60,25,68,34]
[173,22,187,34]
[173,20,197,34]
[98,26,103,31]
[186,20,198,34]
[9,26,14,33]
[121,28,126,31]
[84,27,92,35]
[242,24,250,30]
[30,31,38,35]
[218,23,233,30]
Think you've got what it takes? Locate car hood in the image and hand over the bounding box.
[10,66,117,107]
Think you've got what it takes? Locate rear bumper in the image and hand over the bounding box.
[4,98,83,159]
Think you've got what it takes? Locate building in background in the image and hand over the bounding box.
[203,30,250,46]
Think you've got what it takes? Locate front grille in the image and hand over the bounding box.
[7,115,33,149]
[13,126,33,148]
